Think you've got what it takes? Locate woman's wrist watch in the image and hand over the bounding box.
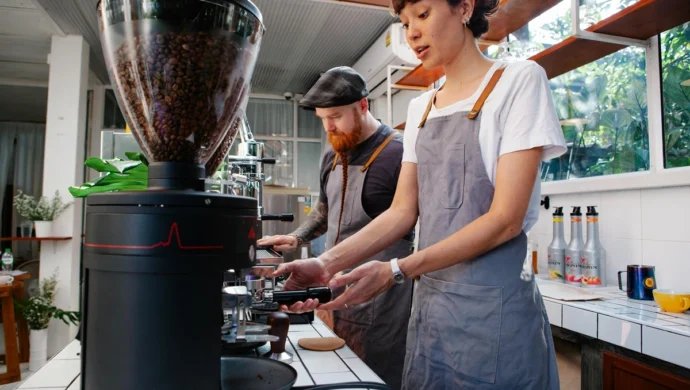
[390,258,406,284]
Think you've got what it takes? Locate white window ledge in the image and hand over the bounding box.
[542,166,690,195]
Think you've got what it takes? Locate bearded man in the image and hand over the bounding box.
[257,66,413,390]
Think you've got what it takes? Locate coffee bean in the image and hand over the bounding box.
[111,31,251,171]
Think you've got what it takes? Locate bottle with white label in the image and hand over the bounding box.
[582,206,606,287]
[565,207,584,285]
[1,248,13,273]
[547,207,566,282]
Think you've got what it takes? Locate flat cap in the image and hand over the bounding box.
[300,66,369,109]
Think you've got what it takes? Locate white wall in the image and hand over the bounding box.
[531,185,690,291]
[371,89,421,129]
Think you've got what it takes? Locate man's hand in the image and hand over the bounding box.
[272,258,332,313]
[318,261,395,311]
[257,235,299,253]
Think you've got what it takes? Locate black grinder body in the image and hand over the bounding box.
[80,190,258,389]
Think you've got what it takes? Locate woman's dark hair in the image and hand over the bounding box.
[391,0,499,38]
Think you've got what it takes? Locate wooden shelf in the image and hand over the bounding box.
[395,65,445,88]
[393,0,689,129]
[339,0,390,7]
[0,237,72,242]
[532,0,690,79]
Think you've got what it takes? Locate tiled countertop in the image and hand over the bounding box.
[16,316,383,389]
[537,277,690,369]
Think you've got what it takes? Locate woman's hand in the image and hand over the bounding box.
[318,261,395,311]
[272,258,332,313]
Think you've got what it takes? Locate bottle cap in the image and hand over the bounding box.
[587,206,599,216]
[553,207,564,216]
[571,206,582,216]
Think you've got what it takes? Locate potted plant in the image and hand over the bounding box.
[14,271,81,371]
[13,190,71,237]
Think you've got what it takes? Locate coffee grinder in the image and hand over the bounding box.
[81,1,265,389]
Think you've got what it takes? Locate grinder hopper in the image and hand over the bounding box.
[79,1,265,389]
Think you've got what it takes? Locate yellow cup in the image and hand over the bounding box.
[653,289,690,313]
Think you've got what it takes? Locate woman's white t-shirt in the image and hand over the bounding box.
[402,60,567,233]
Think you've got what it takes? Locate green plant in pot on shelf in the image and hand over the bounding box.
[14,270,81,371]
[13,190,71,238]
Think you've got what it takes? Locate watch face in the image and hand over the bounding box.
[394,273,404,283]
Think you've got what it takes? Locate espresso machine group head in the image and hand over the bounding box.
[81,1,264,389]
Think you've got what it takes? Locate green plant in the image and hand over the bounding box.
[68,152,148,198]
[13,190,71,221]
[14,271,81,330]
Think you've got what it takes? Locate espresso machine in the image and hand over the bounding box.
[82,1,330,389]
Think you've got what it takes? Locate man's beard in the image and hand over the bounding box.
[328,112,363,153]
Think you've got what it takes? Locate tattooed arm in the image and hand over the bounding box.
[289,199,329,244]
[256,199,329,252]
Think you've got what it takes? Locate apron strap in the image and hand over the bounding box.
[417,65,507,127]
[467,66,506,120]
[331,154,339,171]
[360,133,397,172]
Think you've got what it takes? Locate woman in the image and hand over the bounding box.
[272,0,567,388]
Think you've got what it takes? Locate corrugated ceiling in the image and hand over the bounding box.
[36,0,397,95]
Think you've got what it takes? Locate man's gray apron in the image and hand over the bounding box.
[401,67,560,389]
[326,134,414,390]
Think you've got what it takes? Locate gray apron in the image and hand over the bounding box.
[326,134,414,390]
[401,67,560,389]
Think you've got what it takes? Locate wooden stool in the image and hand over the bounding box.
[0,285,21,384]
[0,272,31,365]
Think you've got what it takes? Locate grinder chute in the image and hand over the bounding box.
[81,1,264,389]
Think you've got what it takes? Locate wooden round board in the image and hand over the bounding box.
[298,337,346,351]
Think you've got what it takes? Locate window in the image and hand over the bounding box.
[298,106,322,138]
[103,89,127,129]
[245,99,293,137]
[541,47,649,181]
[661,22,690,169]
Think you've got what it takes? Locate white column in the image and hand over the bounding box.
[40,35,90,357]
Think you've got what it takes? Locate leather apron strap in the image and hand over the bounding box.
[417,66,506,128]
[331,132,397,172]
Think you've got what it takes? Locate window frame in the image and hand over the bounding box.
[540,32,690,195]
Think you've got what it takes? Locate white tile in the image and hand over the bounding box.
[290,361,314,387]
[299,350,350,374]
[67,376,80,390]
[18,359,80,388]
[599,238,643,287]
[288,331,323,349]
[611,299,662,314]
[343,358,385,384]
[587,301,631,312]
[54,341,81,360]
[562,305,597,338]
[597,314,641,352]
[312,323,336,337]
[641,240,690,290]
[311,372,359,385]
[614,312,680,327]
[289,324,317,332]
[544,300,562,327]
[286,338,301,362]
[599,190,642,240]
[664,325,690,336]
[642,326,690,369]
[641,187,690,242]
[335,345,358,359]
